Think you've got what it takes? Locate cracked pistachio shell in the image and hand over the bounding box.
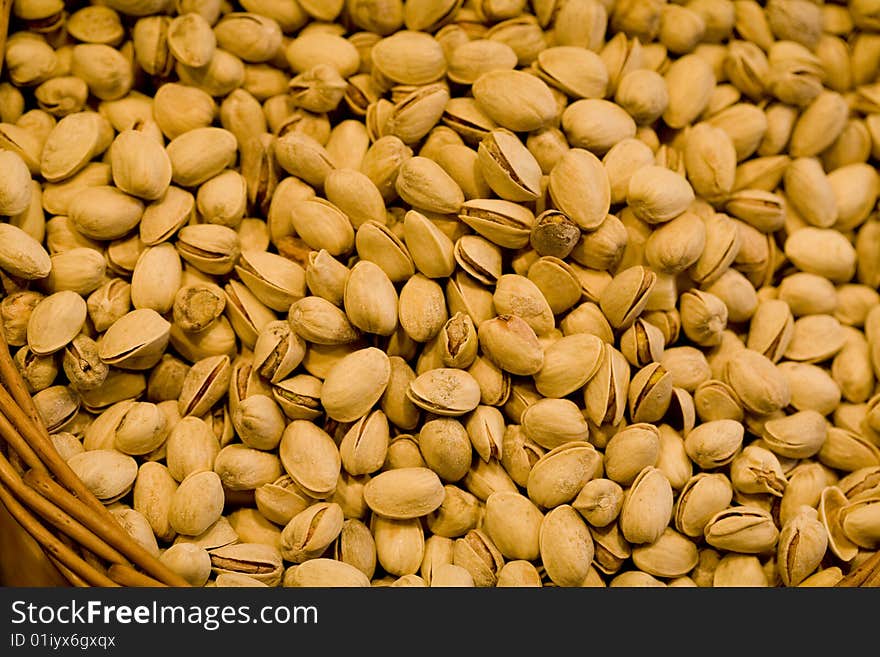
[280,502,345,563]
[777,509,829,586]
[453,235,503,287]
[619,318,666,369]
[425,484,481,539]
[252,321,305,384]
[463,405,504,462]
[527,442,602,509]
[584,343,630,426]
[688,212,742,286]
[321,348,390,422]
[746,299,794,363]
[98,308,170,370]
[548,148,611,231]
[840,496,880,549]
[437,312,478,371]
[209,542,283,587]
[458,198,535,250]
[255,474,314,527]
[704,506,780,554]
[381,83,450,146]
[779,462,835,526]
[761,410,828,459]
[178,355,232,417]
[818,427,880,473]
[113,400,168,456]
[599,265,657,330]
[304,249,349,306]
[528,210,580,261]
[407,368,481,416]
[533,333,603,398]
[27,291,87,356]
[784,314,846,363]
[333,518,377,580]
[176,224,241,276]
[339,410,390,476]
[838,466,880,502]
[628,362,673,424]
[590,521,632,576]
[235,250,306,312]
[620,467,674,545]
[279,421,341,499]
[535,45,608,99]
[644,211,707,276]
[499,424,544,487]
[452,529,503,588]
[819,486,859,562]
[477,129,542,202]
[674,473,734,538]
[355,221,416,283]
[730,444,788,497]
[725,349,790,415]
[403,210,455,279]
[68,449,138,505]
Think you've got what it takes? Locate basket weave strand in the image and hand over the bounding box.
[0,324,188,586]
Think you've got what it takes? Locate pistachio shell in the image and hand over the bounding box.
[279,420,341,498]
[364,467,445,519]
[27,291,87,356]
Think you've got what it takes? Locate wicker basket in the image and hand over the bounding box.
[0,0,877,589]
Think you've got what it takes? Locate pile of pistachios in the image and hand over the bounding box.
[1,0,880,588]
